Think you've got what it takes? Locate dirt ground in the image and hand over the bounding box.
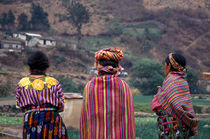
[0,99,16,105]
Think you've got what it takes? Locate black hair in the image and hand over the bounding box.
[27,51,49,75]
[165,53,186,71]
[98,59,119,75]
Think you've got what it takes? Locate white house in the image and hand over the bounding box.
[0,40,24,52]
[13,32,56,47]
[13,32,42,41]
[37,37,56,47]
[27,37,56,47]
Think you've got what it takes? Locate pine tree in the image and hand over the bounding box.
[18,13,28,30]
[30,3,50,30]
[7,10,15,25]
[0,12,8,29]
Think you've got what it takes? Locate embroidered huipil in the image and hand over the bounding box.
[16,76,64,111]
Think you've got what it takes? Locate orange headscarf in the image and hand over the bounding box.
[95,48,123,75]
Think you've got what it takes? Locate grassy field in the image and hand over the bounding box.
[1,116,209,139]
[0,95,210,138]
[133,96,210,113]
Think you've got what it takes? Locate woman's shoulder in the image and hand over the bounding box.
[18,76,59,90]
[18,77,30,87]
[45,76,59,86]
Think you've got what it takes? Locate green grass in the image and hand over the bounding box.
[82,37,115,52]
[192,98,210,106]
[0,116,210,139]
[0,116,22,126]
[133,96,153,103]
[67,128,80,139]
[0,96,15,100]
[126,23,159,29]
[68,118,210,139]
[134,103,153,113]
[133,96,210,113]
[135,117,210,139]
[135,117,158,138]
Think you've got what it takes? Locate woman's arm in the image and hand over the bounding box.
[56,83,65,112]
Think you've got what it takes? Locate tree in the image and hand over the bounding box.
[18,13,28,30]
[186,67,208,94]
[56,76,79,93]
[67,1,90,46]
[7,10,15,29]
[130,58,164,95]
[30,3,50,30]
[0,12,8,29]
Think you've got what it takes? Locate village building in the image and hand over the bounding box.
[0,40,24,52]
[26,37,56,47]
[37,37,56,47]
[13,32,42,41]
[13,32,56,47]
[199,72,210,93]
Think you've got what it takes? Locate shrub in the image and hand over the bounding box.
[0,84,11,97]
[56,56,66,65]
[56,76,80,93]
[130,58,164,95]
[108,19,124,35]
[193,105,202,114]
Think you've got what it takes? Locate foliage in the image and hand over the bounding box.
[193,105,202,114]
[7,10,15,28]
[187,67,198,93]
[0,12,7,28]
[18,13,29,30]
[67,1,90,42]
[0,84,11,97]
[82,37,115,52]
[56,56,66,64]
[131,88,142,96]
[186,67,207,94]
[0,10,15,30]
[53,55,66,65]
[109,18,124,35]
[30,3,50,30]
[130,58,164,95]
[56,76,80,93]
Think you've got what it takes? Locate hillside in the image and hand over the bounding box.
[0,0,210,95]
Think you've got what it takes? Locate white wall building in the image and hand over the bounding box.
[0,40,24,52]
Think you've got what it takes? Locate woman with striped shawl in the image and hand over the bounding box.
[152,53,200,139]
[80,48,136,139]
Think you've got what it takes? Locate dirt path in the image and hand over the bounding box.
[183,31,210,51]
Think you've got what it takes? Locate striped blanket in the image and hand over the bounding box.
[153,72,200,136]
[80,75,136,139]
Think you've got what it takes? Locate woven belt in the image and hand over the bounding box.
[25,108,56,114]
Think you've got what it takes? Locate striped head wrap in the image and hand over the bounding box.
[95,48,123,75]
[169,53,186,72]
